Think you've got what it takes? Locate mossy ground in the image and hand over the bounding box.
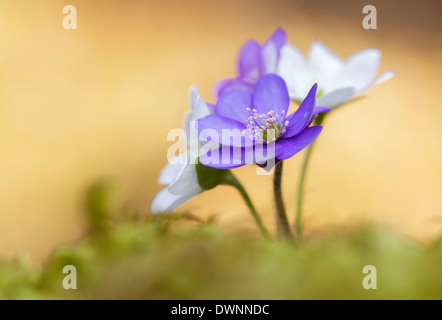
[1,220,442,299]
[1,182,441,300]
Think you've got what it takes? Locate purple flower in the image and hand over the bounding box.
[214,28,287,98]
[198,74,330,169]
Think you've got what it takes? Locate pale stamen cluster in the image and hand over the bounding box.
[242,108,289,144]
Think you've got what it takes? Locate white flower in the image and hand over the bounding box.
[277,40,394,108]
[150,86,212,214]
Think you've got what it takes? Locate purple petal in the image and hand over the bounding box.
[283,83,317,138]
[237,40,263,83]
[252,74,290,116]
[265,28,287,51]
[198,114,254,148]
[243,142,277,164]
[214,78,254,98]
[261,28,287,73]
[313,106,332,115]
[199,146,246,169]
[275,126,323,160]
[199,143,277,168]
[215,90,253,123]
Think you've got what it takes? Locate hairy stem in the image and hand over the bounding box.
[295,143,315,243]
[295,112,327,243]
[273,161,294,240]
[224,174,272,241]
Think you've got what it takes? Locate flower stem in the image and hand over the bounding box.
[295,113,326,243]
[295,142,314,243]
[273,161,294,240]
[223,174,272,241]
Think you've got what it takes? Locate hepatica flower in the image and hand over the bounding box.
[277,40,394,108]
[150,86,212,214]
[198,74,330,168]
[215,28,287,98]
[151,87,272,238]
[151,28,393,239]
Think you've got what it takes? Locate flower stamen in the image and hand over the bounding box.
[242,108,289,144]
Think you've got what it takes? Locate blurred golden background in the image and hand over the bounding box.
[0,0,440,263]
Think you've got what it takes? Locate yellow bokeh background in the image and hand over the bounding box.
[0,0,441,263]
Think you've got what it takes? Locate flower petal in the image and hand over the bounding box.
[200,141,279,168]
[283,84,317,138]
[157,154,188,185]
[316,87,356,108]
[261,41,278,75]
[277,44,311,100]
[237,40,263,82]
[243,142,277,164]
[199,146,246,169]
[309,40,344,76]
[198,114,253,147]
[313,106,332,115]
[261,28,287,73]
[214,78,254,98]
[150,187,201,214]
[168,162,202,195]
[252,74,290,116]
[267,28,287,49]
[340,48,381,91]
[188,85,199,109]
[190,92,212,122]
[275,126,323,160]
[184,86,212,148]
[185,86,212,140]
[215,89,253,123]
[361,70,394,92]
[199,141,279,168]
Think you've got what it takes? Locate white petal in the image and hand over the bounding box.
[277,44,312,99]
[168,162,202,195]
[188,105,211,155]
[187,85,211,120]
[184,86,212,147]
[316,87,356,108]
[191,95,212,121]
[157,155,188,185]
[183,110,192,144]
[356,70,394,94]
[340,48,381,91]
[370,70,394,87]
[188,85,199,110]
[150,187,200,214]
[308,40,344,77]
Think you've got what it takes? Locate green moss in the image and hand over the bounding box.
[0,220,441,299]
[1,182,441,299]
